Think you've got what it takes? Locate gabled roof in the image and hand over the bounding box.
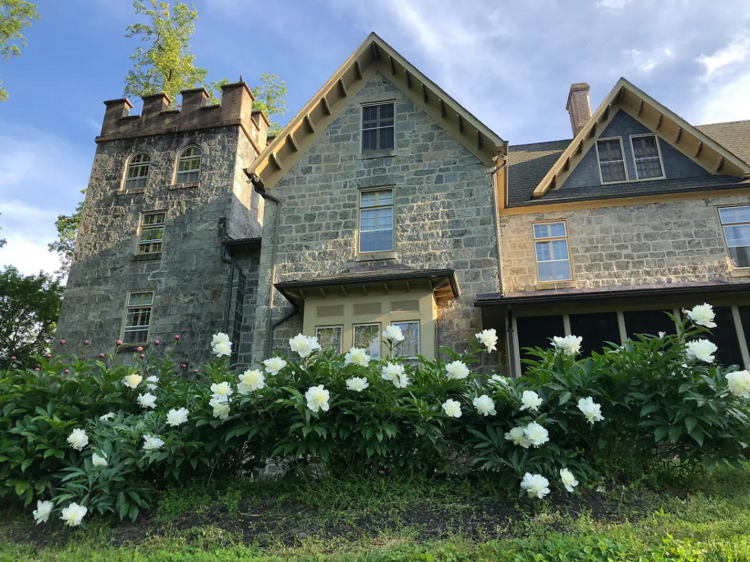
[531,78,750,199]
[247,32,506,189]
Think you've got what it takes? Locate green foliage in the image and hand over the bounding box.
[251,73,288,133]
[48,189,85,277]
[0,267,62,369]
[0,0,39,102]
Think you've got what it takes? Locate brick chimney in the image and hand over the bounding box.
[566,83,591,137]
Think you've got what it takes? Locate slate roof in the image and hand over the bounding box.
[506,119,750,208]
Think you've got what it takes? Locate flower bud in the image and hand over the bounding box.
[136,346,143,352]
[140,354,145,359]
[84,340,90,345]
[116,340,122,346]
[59,339,66,345]
[175,335,180,340]
[98,353,105,358]
[154,340,160,346]
[64,369,70,374]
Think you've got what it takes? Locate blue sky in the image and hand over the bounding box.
[1,0,749,276]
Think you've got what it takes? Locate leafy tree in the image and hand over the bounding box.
[0,0,38,101]
[47,189,85,277]
[0,266,63,368]
[251,73,288,134]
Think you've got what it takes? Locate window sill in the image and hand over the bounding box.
[117,189,146,196]
[169,181,200,190]
[119,344,149,353]
[356,251,397,262]
[359,149,396,160]
[534,280,577,291]
[131,253,162,262]
[730,269,750,278]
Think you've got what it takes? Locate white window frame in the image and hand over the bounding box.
[358,188,395,254]
[533,221,573,283]
[719,205,750,270]
[175,145,203,184]
[595,137,629,185]
[137,212,166,255]
[123,153,151,191]
[315,325,343,353]
[629,133,666,181]
[121,290,154,345]
[360,101,396,154]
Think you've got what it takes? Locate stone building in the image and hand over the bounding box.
[57,34,750,375]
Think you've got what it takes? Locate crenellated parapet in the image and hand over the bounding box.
[98,82,269,152]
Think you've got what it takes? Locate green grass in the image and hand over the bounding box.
[2,469,750,561]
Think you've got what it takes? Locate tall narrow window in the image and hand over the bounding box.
[720,206,750,269]
[176,145,202,183]
[315,326,342,353]
[533,222,572,282]
[596,138,627,183]
[137,212,165,255]
[392,321,419,357]
[631,135,664,179]
[359,189,394,253]
[362,103,395,153]
[354,323,381,359]
[124,153,151,190]
[123,291,154,345]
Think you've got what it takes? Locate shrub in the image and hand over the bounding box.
[0,304,748,526]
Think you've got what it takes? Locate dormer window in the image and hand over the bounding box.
[176,145,202,184]
[595,138,627,184]
[124,153,151,190]
[630,134,665,180]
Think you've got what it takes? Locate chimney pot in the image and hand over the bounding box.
[566,83,591,137]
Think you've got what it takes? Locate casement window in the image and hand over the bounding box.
[122,291,154,345]
[359,189,394,253]
[175,145,202,184]
[533,222,572,282]
[596,138,628,183]
[361,103,395,153]
[392,321,420,357]
[137,212,165,255]
[124,153,151,190]
[353,323,381,359]
[315,325,343,353]
[630,134,665,180]
[720,206,750,268]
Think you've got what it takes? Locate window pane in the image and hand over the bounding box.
[720,206,750,225]
[598,140,622,161]
[569,312,621,357]
[737,306,750,366]
[536,241,552,262]
[128,292,153,306]
[362,129,377,151]
[377,190,393,206]
[729,247,750,268]
[601,161,627,182]
[360,192,377,208]
[550,240,569,260]
[534,222,566,239]
[623,310,676,339]
[392,322,419,356]
[362,103,395,152]
[633,136,658,158]
[701,306,744,368]
[379,126,394,150]
[516,315,565,374]
[537,260,571,281]
[315,326,342,353]
[354,324,380,359]
[360,229,393,252]
[724,225,750,247]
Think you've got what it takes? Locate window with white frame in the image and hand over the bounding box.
[359,189,394,253]
[315,325,343,353]
[122,291,154,345]
[534,222,572,282]
[720,206,750,269]
[361,103,395,153]
[175,145,202,183]
[137,212,165,255]
[353,323,381,359]
[392,321,419,357]
[631,134,664,179]
[596,138,627,183]
[124,153,151,190]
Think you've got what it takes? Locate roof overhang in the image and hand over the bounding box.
[532,78,750,199]
[247,32,506,189]
[276,268,459,306]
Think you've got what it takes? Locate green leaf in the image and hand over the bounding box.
[685,416,697,434]
[640,404,660,417]
[558,391,571,406]
[668,425,683,443]
[654,426,669,442]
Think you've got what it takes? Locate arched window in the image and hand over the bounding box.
[176,145,202,184]
[124,153,151,190]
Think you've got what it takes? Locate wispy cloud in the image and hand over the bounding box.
[695,31,750,123]
[622,46,676,74]
[596,0,633,12]
[697,34,750,79]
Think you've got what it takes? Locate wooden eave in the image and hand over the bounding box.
[531,78,750,199]
[247,32,505,189]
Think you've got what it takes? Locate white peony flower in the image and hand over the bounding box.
[289,334,322,358]
[209,397,231,420]
[490,374,510,386]
[60,503,87,527]
[211,332,232,357]
[475,329,498,352]
[33,500,54,524]
[210,382,233,400]
[346,377,369,392]
[382,324,405,342]
[727,370,750,398]
[520,473,550,499]
[577,397,604,424]
[560,468,579,493]
[305,385,330,413]
[658,331,667,339]
[685,339,718,363]
[143,435,164,451]
[263,357,287,375]
[505,426,531,448]
[524,422,549,447]
[445,360,470,380]
[344,347,370,367]
[123,374,143,389]
[67,428,89,451]
[145,375,159,390]
[520,390,543,412]
[686,303,717,328]
[238,370,265,394]
[552,335,583,356]
[442,399,462,418]
[473,395,496,416]
[381,362,405,385]
[137,392,157,409]
[99,412,116,421]
[166,407,189,427]
[91,452,108,467]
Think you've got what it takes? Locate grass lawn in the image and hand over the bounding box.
[1,468,749,561]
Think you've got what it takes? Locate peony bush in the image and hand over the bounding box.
[0,305,749,526]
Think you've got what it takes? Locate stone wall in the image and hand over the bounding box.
[499,194,748,293]
[248,71,502,366]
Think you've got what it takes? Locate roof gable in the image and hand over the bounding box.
[531,78,750,199]
[247,32,505,189]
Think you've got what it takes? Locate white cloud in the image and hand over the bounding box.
[596,0,633,11]
[622,47,675,74]
[700,72,750,124]
[0,200,62,276]
[0,233,62,277]
[697,34,750,79]
[695,32,750,123]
